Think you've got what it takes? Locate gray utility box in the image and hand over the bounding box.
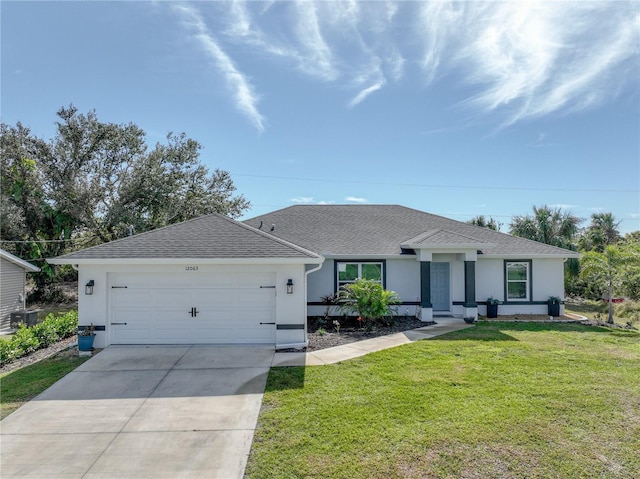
[10,310,38,328]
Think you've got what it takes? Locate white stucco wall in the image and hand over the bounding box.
[476,257,566,315]
[77,263,308,348]
[307,259,336,303]
[476,258,505,301]
[306,257,422,317]
[385,258,421,302]
[307,255,567,318]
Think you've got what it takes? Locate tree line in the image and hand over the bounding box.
[1,106,249,301]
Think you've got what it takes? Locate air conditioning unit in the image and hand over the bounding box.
[10,310,38,328]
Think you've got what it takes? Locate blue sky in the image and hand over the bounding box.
[2,1,639,233]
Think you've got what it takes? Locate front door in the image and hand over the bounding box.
[430,262,450,311]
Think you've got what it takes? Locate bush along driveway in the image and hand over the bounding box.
[245,322,640,479]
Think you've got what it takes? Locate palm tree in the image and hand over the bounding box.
[509,205,581,249]
[579,212,621,252]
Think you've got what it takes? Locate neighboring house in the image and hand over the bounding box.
[0,249,40,334]
[49,205,578,349]
[245,205,579,321]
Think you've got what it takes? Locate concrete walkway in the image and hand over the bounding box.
[0,345,274,479]
[272,316,474,366]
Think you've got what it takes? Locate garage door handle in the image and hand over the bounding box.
[260,322,276,325]
[111,322,127,325]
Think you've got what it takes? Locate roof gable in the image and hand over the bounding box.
[49,213,321,263]
[245,205,578,257]
[402,229,491,247]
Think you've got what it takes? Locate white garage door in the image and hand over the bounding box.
[109,272,277,345]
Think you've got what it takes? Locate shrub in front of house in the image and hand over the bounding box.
[0,310,78,366]
[337,279,401,326]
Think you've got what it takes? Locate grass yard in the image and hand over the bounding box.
[0,353,89,419]
[246,322,640,479]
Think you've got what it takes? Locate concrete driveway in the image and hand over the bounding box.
[0,345,274,479]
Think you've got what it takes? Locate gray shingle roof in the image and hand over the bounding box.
[51,213,321,261]
[244,205,579,257]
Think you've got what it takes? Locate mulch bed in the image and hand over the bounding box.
[306,316,431,351]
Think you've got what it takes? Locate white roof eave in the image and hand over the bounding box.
[47,256,325,266]
[0,250,40,272]
[402,243,495,251]
[479,253,580,259]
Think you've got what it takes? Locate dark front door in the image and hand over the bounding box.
[430,262,450,311]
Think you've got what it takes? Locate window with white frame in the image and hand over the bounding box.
[336,262,383,290]
[506,261,530,301]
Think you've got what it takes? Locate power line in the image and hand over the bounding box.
[0,239,79,244]
[233,173,639,194]
[244,204,639,222]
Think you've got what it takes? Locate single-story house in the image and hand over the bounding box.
[1,249,40,333]
[246,205,579,321]
[49,205,578,349]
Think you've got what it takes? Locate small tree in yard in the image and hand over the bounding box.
[337,279,401,326]
[580,243,640,324]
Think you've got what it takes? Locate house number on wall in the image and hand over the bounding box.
[184,266,199,271]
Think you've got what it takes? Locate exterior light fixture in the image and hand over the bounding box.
[286,279,294,294]
[85,280,95,295]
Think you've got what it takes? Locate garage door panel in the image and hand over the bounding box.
[197,291,235,308]
[110,273,276,345]
[111,274,193,288]
[240,290,274,306]
[112,291,189,310]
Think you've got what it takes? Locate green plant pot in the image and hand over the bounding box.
[78,335,95,351]
[548,303,560,317]
[487,303,498,318]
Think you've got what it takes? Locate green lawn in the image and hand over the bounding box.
[246,322,640,479]
[1,354,89,419]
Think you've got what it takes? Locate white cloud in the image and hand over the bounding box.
[549,204,578,210]
[386,48,405,82]
[417,1,462,84]
[290,196,315,204]
[345,196,367,203]
[171,1,639,127]
[348,79,386,107]
[291,196,338,205]
[173,3,265,132]
[448,2,640,124]
[292,1,338,81]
